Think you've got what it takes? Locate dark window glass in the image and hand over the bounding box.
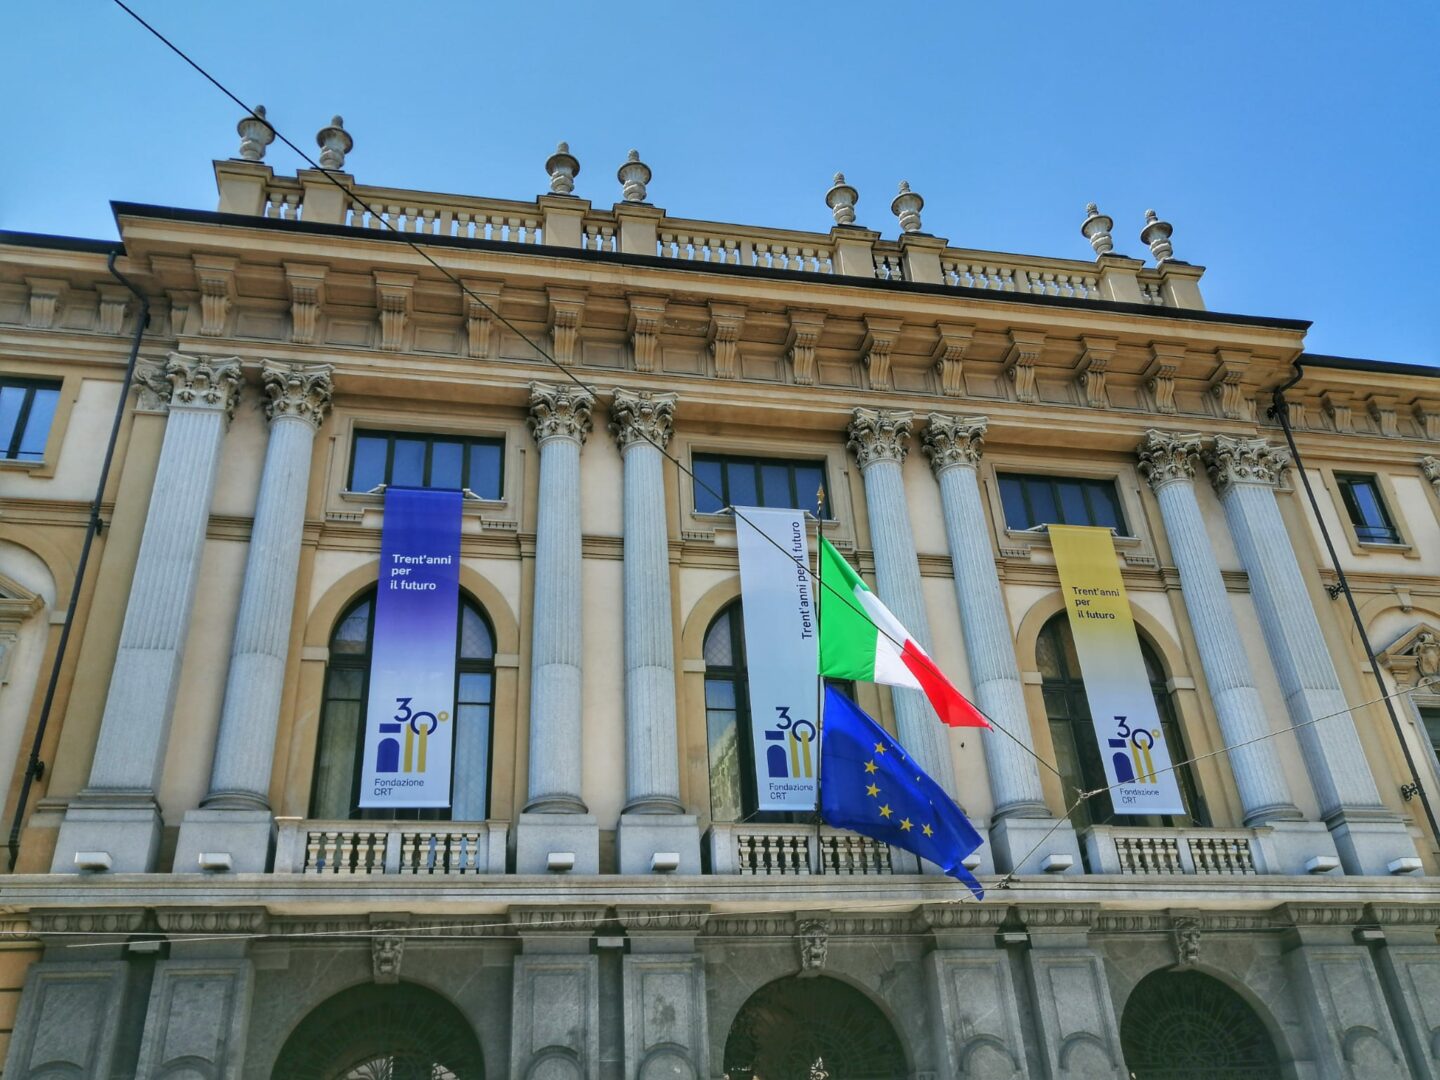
[311,591,496,822]
[693,454,832,518]
[1336,474,1401,544]
[0,380,61,462]
[1421,706,1440,758]
[348,430,505,497]
[703,601,851,825]
[1037,613,1205,832]
[996,472,1126,533]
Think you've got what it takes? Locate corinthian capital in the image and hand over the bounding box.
[1204,435,1290,495]
[145,352,243,420]
[847,407,913,470]
[609,388,677,452]
[1136,430,1202,490]
[527,382,595,445]
[262,361,333,429]
[921,414,987,475]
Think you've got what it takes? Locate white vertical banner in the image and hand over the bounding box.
[735,507,819,811]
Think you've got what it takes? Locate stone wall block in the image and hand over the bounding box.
[136,959,253,1080]
[3,961,129,1078]
[510,954,600,1079]
[623,955,708,1080]
[925,950,1026,1079]
[1021,949,1126,1079]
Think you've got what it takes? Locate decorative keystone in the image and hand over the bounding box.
[825,173,859,226]
[618,149,652,203]
[1140,209,1174,264]
[891,181,924,234]
[546,141,580,195]
[1081,202,1115,257]
[316,115,353,170]
[236,105,274,162]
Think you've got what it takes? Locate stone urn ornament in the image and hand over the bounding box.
[1081,202,1115,256]
[316,115,353,171]
[1141,209,1175,263]
[618,149,651,203]
[891,181,924,234]
[825,173,859,226]
[236,105,274,162]
[545,141,580,195]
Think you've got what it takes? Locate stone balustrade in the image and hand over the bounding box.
[273,818,508,875]
[706,823,908,876]
[1083,825,1265,876]
[223,157,1203,308]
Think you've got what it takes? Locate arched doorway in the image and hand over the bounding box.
[723,974,905,1079]
[1121,969,1280,1079]
[272,982,484,1079]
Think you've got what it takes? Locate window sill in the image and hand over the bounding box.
[340,488,508,515]
[0,458,45,472]
[1357,540,1411,553]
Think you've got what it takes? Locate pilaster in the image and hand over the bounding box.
[617,907,711,1078]
[509,907,606,1079]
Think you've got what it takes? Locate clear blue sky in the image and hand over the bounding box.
[6,1,1437,363]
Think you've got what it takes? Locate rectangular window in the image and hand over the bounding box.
[693,453,831,518]
[997,472,1127,533]
[0,379,61,462]
[349,430,504,499]
[1336,473,1401,545]
[1420,706,1440,758]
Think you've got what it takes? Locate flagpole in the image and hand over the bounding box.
[813,483,826,876]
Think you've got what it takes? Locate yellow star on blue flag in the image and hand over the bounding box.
[819,686,984,898]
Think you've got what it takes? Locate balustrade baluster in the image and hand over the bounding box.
[305,832,322,873]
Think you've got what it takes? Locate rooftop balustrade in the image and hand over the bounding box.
[216,116,1205,309]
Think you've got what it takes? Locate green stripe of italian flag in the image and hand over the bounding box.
[819,537,990,729]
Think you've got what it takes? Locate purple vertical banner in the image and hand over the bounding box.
[358,487,462,808]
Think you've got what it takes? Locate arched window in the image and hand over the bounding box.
[1037,612,1205,829]
[1121,969,1280,1079]
[311,590,495,821]
[704,600,849,823]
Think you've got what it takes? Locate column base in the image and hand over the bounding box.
[50,796,161,874]
[989,815,1083,876]
[173,808,275,873]
[515,812,599,874]
[1250,819,1342,875]
[617,813,700,874]
[1327,813,1422,876]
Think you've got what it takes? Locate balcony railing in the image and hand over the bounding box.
[273,819,507,875]
[1082,826,1259,876]
[706,823,916,875]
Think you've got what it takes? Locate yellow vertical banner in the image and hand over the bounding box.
[1050,525,1186,815]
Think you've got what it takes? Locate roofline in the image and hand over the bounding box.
[0,230,122,255]
[104,202,1313,333]
[1299,352,1440,379]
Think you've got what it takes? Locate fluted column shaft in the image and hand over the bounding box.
[1139,431,1301,824]
[846,409,957,797]
[525,385,594,813]
[1207,437,1385,821]
[87,355,241,793]
[612,390,683,813]
[922,416,1047,818]
[205,364,332,808]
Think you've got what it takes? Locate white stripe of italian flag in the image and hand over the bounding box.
[819,537,990,729]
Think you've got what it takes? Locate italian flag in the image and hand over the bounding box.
[819,537,990,729]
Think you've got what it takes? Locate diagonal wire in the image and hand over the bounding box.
[107,0,1066,785]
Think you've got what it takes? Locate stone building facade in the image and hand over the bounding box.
[0,117,1437,1077]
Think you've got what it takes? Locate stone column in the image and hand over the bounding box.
[515,383,598,874]
[175,362,332,873]
[845,409,955,795]
[52,354,240,874]
[611,389,700,874]
[1138,432,1305,826]
[920,415,1082,876]
[1205,436,1418,875]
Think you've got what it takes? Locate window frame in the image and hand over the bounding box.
[0,377,62,463]
[0,371,75,477]
[310,590,497,822]
[996,471,1129,534]
[347,428,506,499]
[691,452,834,519]
[1334,472,1402,545]
[1318,464,1419,558]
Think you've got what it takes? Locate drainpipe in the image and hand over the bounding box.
[1269,358,1440,850]
[6,250,149,870]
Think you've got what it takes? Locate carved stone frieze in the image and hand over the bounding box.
[1423,456,1440,500]
[1136,430,1202,490]
[155,908,267,934]
[707,302,745,380]
[916,904,1008,930]
[1171,915,1201,967]
[1003,330,1045,404]
[527,382,595,445]
[846,407,912,469]
[1276,903,1365,928]
[861,316,903,392]
[547,287,587,366]
[1365,903,1440,929]
[371,921,406,984]
[262,361,333,428]
[615,906,710,933]
[1205,435,1289,494]
[627,294,667,374]
[1016,905,1098,931]
[930,322,974,397]
[609,388,676,452]
[921,414,987,475]
[785,310,826,386]
[284,263,327,345]
[462,279,503,360]
[31,909,148,935]
[796,917,830,976]
[703,916,795,937]
[510,906,608,933]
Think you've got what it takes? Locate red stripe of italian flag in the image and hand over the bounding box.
[819,537,990,729]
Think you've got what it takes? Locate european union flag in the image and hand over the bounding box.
[820,686,985,899]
